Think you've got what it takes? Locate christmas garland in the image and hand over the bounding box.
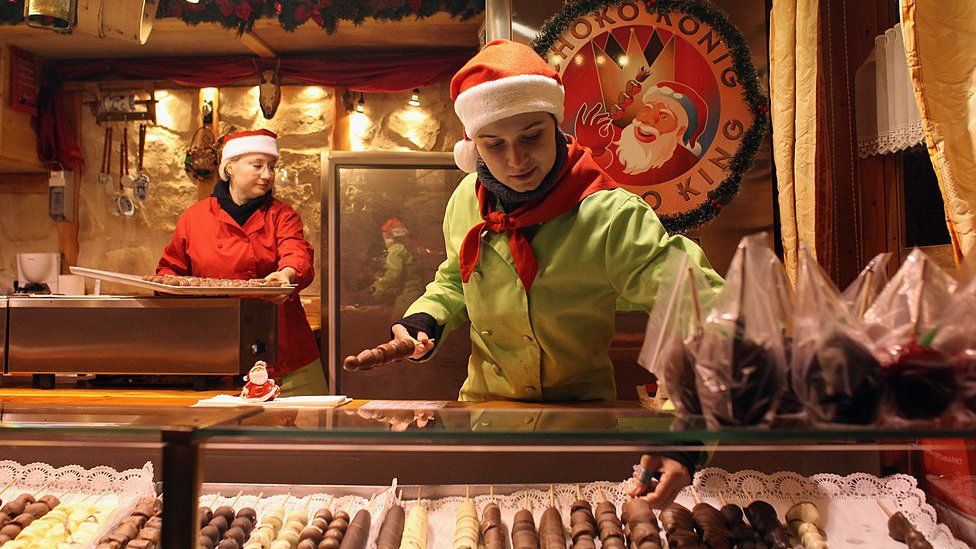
[1,0,483,34]
[533,0,769,235]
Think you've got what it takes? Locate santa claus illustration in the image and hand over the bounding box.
[575,80,708,184]
[240,361,281,402]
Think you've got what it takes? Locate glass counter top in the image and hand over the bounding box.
[0,403,254,437]
[191,401,976,445]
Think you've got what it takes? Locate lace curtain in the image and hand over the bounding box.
[854,24,924,158]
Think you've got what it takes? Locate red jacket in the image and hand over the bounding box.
[156,197,319,377]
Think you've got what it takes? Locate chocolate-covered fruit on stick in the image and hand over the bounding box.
[343,340,415,371]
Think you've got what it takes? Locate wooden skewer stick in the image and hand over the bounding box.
[718,492,728,507]
[490,486,495,503]
[549,485,555,508]
[691,487,702,505]
[599,488,608,503]
[280,493,292,512]
[230,489,244,509]
[0,478,16,498]
[877,499,894,518]
[33,482,50,497]
[326,495,334,511]
[302,495,313,512]
[466,485,470,499]
[208,493,221,508]
[576,484,582,501]
[397,490,403,506]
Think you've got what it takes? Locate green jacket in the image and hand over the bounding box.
[406,173,723,402]
[371,242,423,314]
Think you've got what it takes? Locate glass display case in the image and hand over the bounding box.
[4,402,976,547]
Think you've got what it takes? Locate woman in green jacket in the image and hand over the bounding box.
[391,40,723,506]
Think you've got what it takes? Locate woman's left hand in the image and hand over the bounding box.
[264,268,297,304]
[626,453,691,508]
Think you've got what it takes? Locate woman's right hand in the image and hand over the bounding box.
[391,324,435,360]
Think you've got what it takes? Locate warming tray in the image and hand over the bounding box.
[70,266,297,296]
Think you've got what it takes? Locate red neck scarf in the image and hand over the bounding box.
[458,137,616,292]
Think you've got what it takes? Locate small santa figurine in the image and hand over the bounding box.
[240,361,281,402]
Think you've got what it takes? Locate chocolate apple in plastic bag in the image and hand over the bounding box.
[793,243,882,425]
[638,250,720,417]
[693,233,789,428]
[864,249,959,421]
[931,276,976,418]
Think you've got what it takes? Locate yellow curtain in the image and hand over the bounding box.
[770,0,820,283]
[901,0,976,261]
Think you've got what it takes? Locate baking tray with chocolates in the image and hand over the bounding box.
[70,266,297,296]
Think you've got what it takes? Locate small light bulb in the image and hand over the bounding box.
[408,89,421,108]
[355,93,365,113]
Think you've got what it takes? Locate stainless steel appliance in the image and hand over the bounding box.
[5,296,276,389]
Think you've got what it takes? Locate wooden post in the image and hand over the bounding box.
[57,91,83,270]
[333,87,351,152]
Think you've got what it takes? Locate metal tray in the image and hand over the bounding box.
[70,266,297,296]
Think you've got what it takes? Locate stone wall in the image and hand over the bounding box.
[0,82,461,295]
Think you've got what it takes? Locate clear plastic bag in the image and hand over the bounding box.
[931,278,976,418]
[863,249,959,421]
[792,243,882,425]
[693,233,790,428]
[842,252,892,318]
[637,250,720,418]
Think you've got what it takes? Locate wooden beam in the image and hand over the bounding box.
[0,173,48,193]
[237,30,277,58]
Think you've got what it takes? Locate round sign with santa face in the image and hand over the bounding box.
[534,0,767,233]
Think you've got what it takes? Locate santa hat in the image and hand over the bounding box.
[641,82,708,155]
[381,217,409,238]
[451,39,565,172]
[219,129,279,179]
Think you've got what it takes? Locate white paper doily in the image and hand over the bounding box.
[199,470,966,549]
[0,460,156,549]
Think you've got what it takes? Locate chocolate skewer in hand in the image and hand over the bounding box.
[569,486,597,549]
[594,491,626,549]
[621,496,664,549]
[879,500,933,549]
[343,339,416,371]
[481,487,506,549]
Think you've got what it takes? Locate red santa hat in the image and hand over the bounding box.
[451,39,565,173]
[219,129,279,179]
[381,217,409,238]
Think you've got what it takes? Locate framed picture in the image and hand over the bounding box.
[322,151,472,399]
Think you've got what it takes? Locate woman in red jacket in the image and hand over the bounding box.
[156,129,324,396]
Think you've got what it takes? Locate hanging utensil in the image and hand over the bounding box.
[133,123,150,201]
[114,137,135,217]
[98,126,115,196]
[119,126,135,189]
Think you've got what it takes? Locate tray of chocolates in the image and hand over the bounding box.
[70,266,297,296]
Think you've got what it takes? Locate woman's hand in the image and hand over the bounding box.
[626,453,692,508]
[391,324,436,360]
[264,267,297,304]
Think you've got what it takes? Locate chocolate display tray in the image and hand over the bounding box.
[200,470,966,548]
[70,266,296,296]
